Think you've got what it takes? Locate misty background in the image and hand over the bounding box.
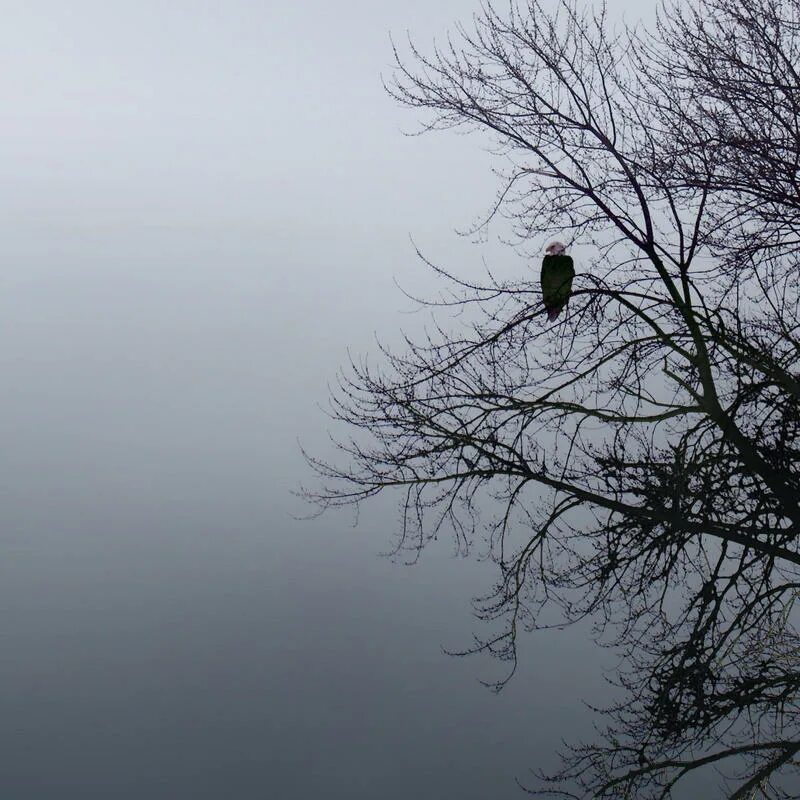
[0,2,716,798]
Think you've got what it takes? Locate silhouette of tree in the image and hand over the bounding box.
[304,0,800,795]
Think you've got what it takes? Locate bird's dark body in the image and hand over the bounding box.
[541,254,575,320]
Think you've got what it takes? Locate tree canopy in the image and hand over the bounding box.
[304,0,800,796]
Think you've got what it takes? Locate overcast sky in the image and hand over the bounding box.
[0,3,707,799]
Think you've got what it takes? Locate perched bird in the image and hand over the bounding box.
[540,241,575,321]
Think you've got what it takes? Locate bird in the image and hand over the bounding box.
[540,241,575,321]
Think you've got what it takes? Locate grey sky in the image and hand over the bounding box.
[0,3,706,799]
[1,1,487,229]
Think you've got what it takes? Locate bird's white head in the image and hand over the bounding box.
[545,241,567,256]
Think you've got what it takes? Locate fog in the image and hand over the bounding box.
[0,2,724,798]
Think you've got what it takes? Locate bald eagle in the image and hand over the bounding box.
[541,241,575,321]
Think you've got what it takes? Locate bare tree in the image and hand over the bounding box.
[303,0,800,796]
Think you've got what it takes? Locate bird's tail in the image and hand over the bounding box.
[547,308,561,321]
